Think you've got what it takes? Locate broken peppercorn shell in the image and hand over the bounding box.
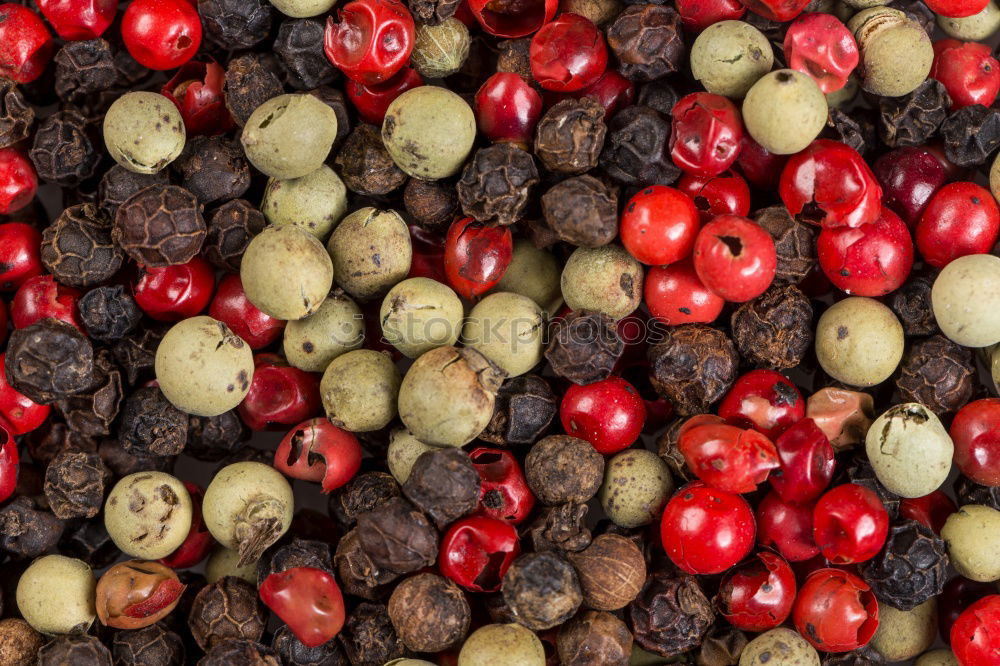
[95,560,185,629]
[806,387,875,451]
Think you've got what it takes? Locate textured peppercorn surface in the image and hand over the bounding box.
[859,520,949,611]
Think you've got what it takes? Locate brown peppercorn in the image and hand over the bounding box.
[525,502,592,554]
[202,199,265,273]
[497,38,533,80]
[525,435,605,505]
[889,274,938,336]
[188,576,266,652]
[0,78,34,149]
[113,185,206,267]
[0,618,45,666]
[38,634,112,666]
[480,374,558,447]
[55,349,123,437]
[541,174,618,247]
[41,203,122,288]
[30,109,100,187]
[556,610,633,666]
[5,318,94,404]
[334,527,401,600]
[502,551,583,630]
[696,626,748,666]
[568,533,646,611]
[606,4,685,81]
[534,97,607,174]
[657,419,694,483]
[271,625,347,666]
[0,497,64,559]
[111,622,186,666]
[44,450,107,519]
[545,309,623,385]
[96,560,185,630]
[172,136,250,205]
[457,143,540,226]
[731,284,814,370]
[187,410,248,462]
[356,497,439,574]
[402,448,481,529]
[98,164,169,218]
[408,0,461,24]
[648,324,739,416]
[403,177,459,231]
[334,123,408,196]
[119,386,188,457]
[54,39,118,102]
[628,570,714,658]
[895,335,975,416]
[328,471,401,529]
[388,573,471,652]
[753,205,817,285]
[599,105,680,187]
[338,602,407,666]
[199,639,279,666]
[224,53,284,127]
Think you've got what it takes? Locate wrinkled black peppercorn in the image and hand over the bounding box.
[335,527,401,600]
[334,124,408,196]
[480,374,558,447]
[272,626,347,666]
[0,78,34,149]
[889,274,938,337]
[356,497,439,574]
[0,497,64,559]
[557,610,633,666]
[113,326,165,385]
[546,310,623,385]
[895,335,975,416]
[257,538,333,584]
[408,0,461,24]
[955,475,1000,510]
[38,634,112,666]
[113,185,206,267]
[600,106,680,186]
[58,517,120,569]
[628,571,714,658]
[525,435,605,506]
[338,602,408,666]
[202,199,266,273]
[199,0,273,50]
[29,109,100,187]
[657,419,694,483]
[541,174,618,247]
[648,324,739,416]
[877,79,950,148]
[98,165,169,218]
[100,438,174,478]
[731,284,814,370]
[402,448,480,529]
[5,318,95,404]
[823,108,876,156]
[41,203,123,288]
[329,471,402,529]
[188,576,266,652]
[941,103,1000,167]
[606,5,684,81]
[55,349,123,437]
[199,639,279,666]
[859,520,948,611]
[636,80,679,117]
[534,97,607,174]
[43,450,107,520]
[274,19,338,90]
[503,551,583,631]
[54,39,118,102]
[224,53,284,127]
[77,285,142,342]
[187,411,249,462]
[753,205,817,285]
[525,502,592,554]
[111,622,186,666]
[173,136,251,205]
[458,143,540,226]
[119,386,189,457]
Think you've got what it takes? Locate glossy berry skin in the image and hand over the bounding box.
[950,398,1000,487]
[678,421,779,493]
[644,259,724,326]
[470,447,535,525]
[931,40,1000,109]
[675,0,745,32]
[951,596,1000,666]
[793,568,879,653]
[939,576,997,644]
[324,0,415,86]
[11,275,81,330]
[670,93,743,178]
[917,182,1000,269]
[439,514,520,593]
[0,353,50,436]
[560,377,646,455]
[566,70,635,120]
[529,13,608,93]
[718,369,805,440]
[37,0,116,40]
[813,483,889,564]
[260,567,346,649]
[692,215,776,303]
[739,0,810,22]
[737,134,788,190]
[121,0,201,70]
[238,354,321,432]
[159,483,213,569]
[0,223,43,292]
[717,551,797,632]
[0,149,38,215]
[162,62,234,136]
[660,482,756,575]
[925,0,989,18]
[474,72,543,146]
[346,66,423,125]
[274,418,362,493]
[407,225,447,284]
[770,418,835,504]
[757,491,820,562]
[620,186,700,266]
[0,425,17,504]
[783,13,859,94]
[872,147,947,226]
[133,257,215,322]
[209,274,286,350]
[443,217,513,300]
[677,172,751,224]
[0,301,6,347]
[780,140,882,229]
[817,206,914,297]
[899,490,957,534]
[467,0,557,38]
[0,4,53,83]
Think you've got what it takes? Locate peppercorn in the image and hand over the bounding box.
[30,110,100,186]
[113,185,206,267]
[628,570,714,658]
[561,245,643,320]
[824,108,877,157]
[55,349,123,437]
[956,475,1000,510]
[98,165,168,219]
[849,7,933,97]
[691,20,773,98]
[308,87,351,152]
[76,285,140,342]
[403,178,458,231]
[334,124,408,196]
[54,39,117,102]
[743,70,828,155]
[0,79,33,149]
[411,18,471,78]
[815,297,905,388]
[525,435,605,506]
[23,418,95,466]
[38,634,112,666]
[526,503,592,554]
[16,554,97,636]
[201,199,265,273]
[199,0,273,50]
[356,497,438,574]
[697,626,748,666]
[340,601,408,665]
[501,551,583,631]
[113,325,166,386]
[402,448,480,529]
[889,275,938,337]
[877,79,950,148]
[599,449,673,528]
[329,471,401,529]
[534,97,607,175]
[388,573,470,652]
[656,420,694,482]
[334,527,400,599]
[0,618,45,666]
[457,143,540,226]
[568,533,646,611]
[117,386,187,457]
[224,54,285,127]
[752,205,817,285]
[480,374,558,447]
[408,0,460,23]
[648,324,739,416]
[44,450,107,521]
[942,104,1000,167]
[742,628,819,666]
[274,18,337,90]
[41,203,122,288]
[200,639,280,666]
[188,576,265,651]
[5,318,95,404]
[600,106,680,186]
[542,175,619,248]
[545,310,623,385]
[58,518,119,570]
[556,610,632,666]
[858,519,948,611]
[895,336,975,416]
[111,622,186,666]
[607,4,684,81]
[172,136,250,206]
[0,496,64,559]
[382,86,477,180]
[95,560,184,630]
[731,284,814,370]
[272,625,346,666]
[328,208,412,301]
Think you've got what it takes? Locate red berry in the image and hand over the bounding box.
[469,447,535,524]
[813,483,889,564]
[677,171,751,224]
[951,398,1000,487]
[736,134,788,190]
[899,490,957,534]
[757,490,820,562]
[474,72,543,145]
[121,0,201,71]
[925,0,988,17]
[931,39,1000,109]
[718,369,805,440]
[660,482,756,575]
[324,0,414,85]
[0,149,38,215]
[10,274,81,330]
[208,274,286,351]
[0,4,53,83]
[238,354,322,432]
[692,214,776,302]
[793,568,879,653]
[783,13,859,94]
[0,352,50,435]
[917,181,1000,269]
[529,13,608,93]
[133,257,215,322]
[939,576,997,644]
[677,421,779,493]
[466,0,557,37]
[274,418,362,493]
[439,514,520,592]
[443,217,513,300]
[346,66,423,125]
[159,483,214,569]
[259,567,345,648]
[817,205,914,297]
[770,418,836,504]
[951,595,1000,666]
[717,551,796,632]
[565,69,635,120]
[670,93,743,177]
[37,0,116,40]
[644,259,724,326]
[739,0,810,21]
[0,222,43,291]
[406,225,447,283]
[872,147,947,226]
[675,0,745,32]
[0,425,18,504]
[162,61,234,136]
[0,300,6,347]
[620,185,700,266]
[560,377,646,455]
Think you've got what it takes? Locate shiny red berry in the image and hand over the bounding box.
[260,567,346,648]
[10,274,81,330]
[439,514,520,592]
[406,225,447,284]
[274,418,362,493]
[757,490,820,562]
[0,149,38,215]
[770,418,835,504]
[564,69,635,120]
[644,259,724,326]
[443,217,513,300]
[670,93,743,177]
[917,181,1000,269]
[692,214,776,302]
[346,66,423,124]
[0,425,18,504]
[793,568,879,653]
[899,490,957,534]
[208,274,286,351]
[133,257,215,322]
[238,354,322,432]
[739,0,810,21]
[121,0,201,70]
[159,483,214,569]
[783,13,859,94]
[660,482,756,575]
[620,185,700,266]
[0,300,6,347]
[718,369,805,440]
[716,551,797,632]
[872,147,947,226]
[951,398,1000,487]
[675,0,745,31]
[0,4,53,83]
[925,0,989,17]
[529,13,608,93]
[0,222,43,291]
[162,61,234,136]
[736,134,788,190]
[37,0,116,40]
[324,0,414,85]
[817,205,914,297]
[931,39,1000,109]
[813,483,889,564]
[939,576,997,644]
[678,420,779,493]
[560,377,646,455]
[0,352,50,435]
[951,595,1000,666]
[677,171,751,224]
[469,447,535,524]
[466,0,557,38]
[474,72,542,145]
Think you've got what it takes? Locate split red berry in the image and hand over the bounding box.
[37,0,116,41]
[925,0,988,18]
[931,39,1000,109]
[274,418,362,493]
[0,222,43,292]
[677,420,779,493]
[560,377,646,455]
[346,66,423,125]
[813,483,889,564]
[133,257,215,322]
[467,0,557,37]
[0,352,50,435]
[738,0,810,22]
[675,0,745,32]
[121,0,202,71]
[940,576,997,645]
[260,567,346,648]
[208,274,286,351]
[872,147,947,226]
[670,93,743,177]
[917,181,1000,269]
[0,4,53,83]
[644,259,724,326]
[474,72,543,146]
[783,13,859,94]
[529,13,608,93]
[793,568,879,653]
[0,425,19,506]
[677,171,751,224]
[899,490,957,534]
[620,185,700,266]
[0,149,38,215]
[757,490,820,562]
[950,595,1000,665]
[769,418,836,504]
[324,0,415,85]
[10,274,81,330]
[439,514,520,592]
[817,205,914,297]
[238,354,322,432]
[162,62,234,136]
[660,482,756,575]
[692,214,776,302]
[469,447,535,525]
[718,369,805,440]
[716,551,796,632]
[159,483,214,569]
[443,217,513,300]
[951,398,1000,487]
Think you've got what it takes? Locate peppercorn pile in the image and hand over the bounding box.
[3,0,1000,664]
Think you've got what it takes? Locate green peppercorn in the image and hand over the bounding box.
[848,7,934,97]
[327,207,412,301]
[320,349,401,432]
[742,69,828,155]
[103,92,185,174]
[382,86,476,180]
[240,224,334,321]
[261,165,348,240]
[690,21,773,98]
[241,94,338,180]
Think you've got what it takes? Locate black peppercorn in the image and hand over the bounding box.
[334,527,401,600]
[334,123,408,196]
[0,78,33,149]
[628,570,714,658]
[388,573,471,652]
[38,634,112,666]
[5,318,95,404]
[356,497,438,574]
[58,517,120,569]
[877,79,950,148]
[224,53,284,127]
[41,203,123,288]
[955,475,1000,510]
[187,411,249,462]
[941,103,1000,167]
[534,97,607,174]
[480,374,558,447]
[274,19,338,90]
[199,639,279,666]
[54,39,118,102]
[0,496,64,559]
[889,274,938,337]
[457,143,540,226]
[113,185,206,267]
[43,450,107,520]
[525,435,605,506]
[257,538,333,585]
[600,105,680,187]
[338,602,408,666]
[648,324,739,416]
[636,80,679,116]
[328,471,401,529]
[557,610,633,666]
[188,576,266,652]
[98,164,169,219]
[895,335,975,416]
[198,0,273,50]
[272,625,347,666]
[753,205,817,285]
[77,285,142,342]
[858,520,948,611]
[731,284,814,370]
[111,622,186,666]
[24,417,96,466]
[202,199,266,273]
[403,177,459,231]
[402,447,480,529]
[545,309,624,385]
[29,109,100,187]
[113,325,165,386]
[172,136,251,205]
[408,0,460,24]
[99,438,174,478]
[823,108,877,156]
[541,174,618,247]
[524,502,592,554]
[502,551,583,631]
[119,386,189,457]
[55,349,123,437]
[607,5,684,81]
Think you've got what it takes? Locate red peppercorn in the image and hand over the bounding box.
[620,185,700,266]
[469,447,535,524]
[162,61,234,136]
[560,377,646,455]
[0,352,50,435]
[466,0,557,37]
[783,13,859,94]
[951,595,1000,666]
[238,354,322,432]
[757,490,820,562]
[899,490,957,535]
[324,0,415,85]
[939,576,997,644]
[675,0,745,32]
[644,259,724,326]
[736,134,788,190]
[738,0,810,21]
[0,4,53,83]
[274,418,362,493]
[121,0,202,71]
[931,39,1000,109]
[133,257,215,322]
[474,72,543,146]
[793,568,879,653]
[951,398,1000,486]
[670,93,744,178]
[0,300,6,347]
[37,0,116,40]
[678,420,779,493]
[10,274,81,330]
[872,147,947,226]
[0,424,18,504]
[208,274,286,351]
[718,369,806,440]
[346,66,423,125]
[566,69,635,120]
[0,149,38,215]
[692,214,777,303]
[260,567,346,648]
[817,205,914,297]
[917,182,1000,269]
[677,171,751,224]
[660,482,756,575]
[925,0,988,18]
[0,222,43,292]
[770,418,835,504]
[813,483,889,564]
[716,551,797,632]
[443,217,513,300]
[159,483,214,569]
[439,514,520,592]
[529,13,608,93]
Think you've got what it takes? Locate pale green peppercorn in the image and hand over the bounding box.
[381,277,464,358]
[938,0,1000,40]
[870,599,937,662]
[103,92,185,174]
[690,21,773,98]
[931,254,1000,348]
[495,239,564,315]
[240,224,334,321]
[269,0,336,17]
[462,292,544,378]
[327,207,412,301]
[411,18,471,79]
[865,403,953,498]
[320,349,401,432]
[739,628,819,666]
[16,556,96,636]
[941,504,1000,582]
[105,472,193,560]
[382,86,476,180]
[915,649,959,666]
[848,7,934,97]
[743,69,828,155]
[815,297,904,387]
[598,449,673,529]
[561,245,643,320]
[261,165,348,240]
[458,623,545,666]
[204,547,258,584]
[387,427,437,484]
[241,94,338,180]
[282,291,364,372]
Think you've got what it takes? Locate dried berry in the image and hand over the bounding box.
[942,104,1000,168]
[648,324,739,416]
[187,411,249,462]
[225,53,284,127]
[501,551,582,631]
[753,206,817,285]
[111,622,186,666]
[41,203,123,288]
[38,635,112,666]
[534,97,607,175]
[895,335,975,416]
[29,110,100,187]
[334,124,408,196]
[275,19,337,90]
[0,497,64,559]
[480,374,558,447]
[731,284,814,370]
[545,310,623,385]
[43,450,107,520]
[956,475,1000,511]
[98,165,169,219]
[199,639,279,666]
[96,560,184,630]
[877,79,949,148]
[525,502,592,554]
[55,349,123,437]
[457,143,539,226]
[119,386,188,457]
[696,626,748,666]
[388,573,470,652]
[858,520,948,611]
[628,570,714,658]
[356,497,438,574]
[541,174,618,247]
[202,199,265,273]
[497,38,532,80]
[5,319,94,404]
[199,0,273,50]
[54,39,118,102]
[557,610,633,666]
[188,576,266,652]
[607,5,684,81]
[329,471,401,529]
[172,137,250,206]
[408,0,460,24]
[568,533,646,611]
[824,108,876,157]
[334,527,400,600]
[0,78,33,149]
[59,518,119,569]
[77,285,142,342]
[600,106,680,186]
[113,326,165,386]
[257,538,333,583]
[888,275,937,337]
[402,447,480,529]
[113,185,206,267]
[338,602,407,666]
[525,435,605,506]
[403,177,458,231]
